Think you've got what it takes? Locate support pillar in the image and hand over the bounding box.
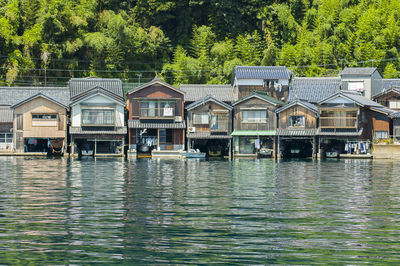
[157,128,160,151]
[94,139,97,156]
[277,136,281,159]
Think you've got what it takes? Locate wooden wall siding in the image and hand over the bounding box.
[278,106,317,129]
[128,84,184,119]
[238,85,289,102]
[173,129,183,144]
[372,113,390,134]
[187,102,232,132]
[358,107,385,141]
[234,97,277,131]
[375,92,400,107]
[14,97,67,139]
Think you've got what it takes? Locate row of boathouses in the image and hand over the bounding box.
[1,66,400,159]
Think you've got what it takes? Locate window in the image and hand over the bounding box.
[289,116,305,127]
[389,101,400,109]
[32,114,57,119]
[348,82,364,92]
[159,102,174,117]
[376,131,388,139]
[0,133,12,143]
[82,109,114,125]
[263,80,276,88]
[140,101,175,117]
[193,113,209,124]
[242,110,267,123]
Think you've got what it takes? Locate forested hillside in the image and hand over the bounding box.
[1,0,400,87]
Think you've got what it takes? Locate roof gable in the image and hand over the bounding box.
[276,100,318,114]
[11,93,68,109]
[233,92,284,106]
[70,89,126,106]
[69,78,123,99]
[186,95,232,111]
[127,78,184,95]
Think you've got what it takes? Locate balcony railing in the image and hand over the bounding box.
[140,108,175,118]
[319,117,358,128]
[235,122,273,131]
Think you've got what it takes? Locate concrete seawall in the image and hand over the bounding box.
[373,144,400,159]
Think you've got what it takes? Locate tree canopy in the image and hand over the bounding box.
[1,0,400,87]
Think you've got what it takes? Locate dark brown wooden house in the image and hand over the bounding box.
[186,95,233,157]
[232,92,284,158]
[126,78,185,157]
[317,91,391,157]
[373,86,400,110]
[276,100,319,158]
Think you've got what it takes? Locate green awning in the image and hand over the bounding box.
[231,130,276,136]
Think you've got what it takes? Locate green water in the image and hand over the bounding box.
[1,157,400,264]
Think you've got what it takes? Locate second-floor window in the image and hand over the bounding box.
[32,114,57,119]
[82,109,114,126]
[140,101,175,117]
[242,110,267,123]
[193,113,209,124]
[289,116,305,127]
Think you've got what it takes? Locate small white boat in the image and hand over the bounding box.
[81,150,94,156]
[326,151,339,158]
[185,149,206,158]
[258,148,273,157]
[290,149,300,154]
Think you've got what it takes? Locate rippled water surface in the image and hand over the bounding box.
[1,157,400,264]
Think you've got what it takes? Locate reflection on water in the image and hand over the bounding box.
[1,157,400,263]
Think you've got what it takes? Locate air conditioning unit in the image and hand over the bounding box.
[174,116,182,122]
[188,127,196,133]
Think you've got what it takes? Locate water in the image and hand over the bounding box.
[1,157,400,264]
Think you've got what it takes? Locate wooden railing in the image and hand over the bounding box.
[319,117,358,128]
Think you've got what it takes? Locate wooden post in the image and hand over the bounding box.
[277,135,280,158]
[157,128,160,150]
[229,139,232,160]
[94,138,97,156]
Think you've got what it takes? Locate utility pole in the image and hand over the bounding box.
[137,73,142,86]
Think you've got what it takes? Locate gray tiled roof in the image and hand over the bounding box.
[373,86,400,99]
[0,107,13,123]
[128,120,186,129]
[340,67,378,76]
[317,128,363,136]
[233,66,290,80]
[187,132,232,139]
[288,77,341,103]
[391,111,400,118]
[11,92,68,109]
[70,127,127,135]
[186,95,233,111]
[276,129,317,136]
[0,87,69,106]
[276,100,318,114]
[382,79,400,91]
[340,91,381,107]
[69,78,123,99]
[180,84,234,102]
